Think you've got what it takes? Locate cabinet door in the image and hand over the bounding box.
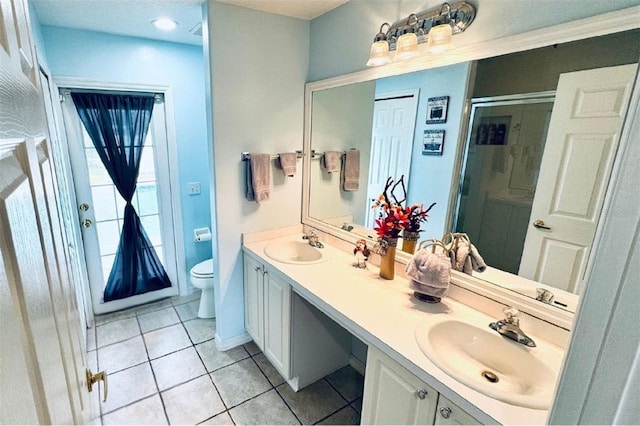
[243,254,264,349]
[434,395,481,425]
[263,269,291,379]
[362,346,437,425]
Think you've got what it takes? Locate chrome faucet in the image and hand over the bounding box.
[535,288,555,304]
[302,230,324,248]
[489,307,536,347]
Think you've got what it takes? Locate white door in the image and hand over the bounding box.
[0,0,92,422]
[60,91,179,314]
[519,64,637,293]
[365,92,419,228]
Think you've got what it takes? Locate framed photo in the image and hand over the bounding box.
[423,130,445,156]
[426,96,449,124]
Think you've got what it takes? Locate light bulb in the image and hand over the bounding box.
[427,23,452,53]
[366,40,392,67]
[395,32,419,60]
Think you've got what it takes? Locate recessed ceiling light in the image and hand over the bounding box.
[152,17,178,31]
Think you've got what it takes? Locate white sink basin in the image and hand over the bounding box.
[415,320,562,409]
[263,239,330,265]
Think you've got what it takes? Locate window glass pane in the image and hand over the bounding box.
[101,255,116,285]
[144,129,153,146]
[141,215,162,247]
[96,220,121,256]
[138,147,156,183]
[85,148,111,186]
[137,183,158,216]
[91,185,117,222]
[153,246,164,265]
[82,127,93,148]
[115,192,126,219]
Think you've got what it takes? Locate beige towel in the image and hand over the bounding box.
[278,152,297,177]
[341,149,360,191]
[323,151,341,174]
[248,153,271,203]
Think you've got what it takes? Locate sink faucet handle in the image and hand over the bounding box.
[503,306,520,326]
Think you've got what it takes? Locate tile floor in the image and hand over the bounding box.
[87,294,364,425]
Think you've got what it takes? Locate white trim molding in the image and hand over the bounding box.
[52,77,188,297]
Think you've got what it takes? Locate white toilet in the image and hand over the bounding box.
[189,258,215,319]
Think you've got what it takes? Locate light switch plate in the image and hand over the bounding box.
[188,181,201,195]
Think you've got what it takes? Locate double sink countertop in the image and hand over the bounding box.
[242,230,564,425]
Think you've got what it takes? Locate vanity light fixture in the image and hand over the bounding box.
[152,17,178,31]
[366,1,475,67]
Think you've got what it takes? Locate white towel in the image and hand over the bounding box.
[341,149,360,191]
[278,152,297,177]
[405,248,451,298]
[248,153,271,203]
[323,151,341,173]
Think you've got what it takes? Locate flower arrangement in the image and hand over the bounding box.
[371,176,409,239]
[371,176,436,238]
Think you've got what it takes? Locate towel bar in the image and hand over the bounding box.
[241,150,303,161]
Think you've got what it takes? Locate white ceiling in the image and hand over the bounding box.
[31,0,348,46]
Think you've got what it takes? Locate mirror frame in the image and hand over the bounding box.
[302,7,640,329]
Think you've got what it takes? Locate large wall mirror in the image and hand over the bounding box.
[303,20,639,324]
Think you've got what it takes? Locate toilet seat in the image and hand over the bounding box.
[191,259,214,278]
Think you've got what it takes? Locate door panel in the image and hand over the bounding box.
[365,93,419,228]
[520,64,637,293]
[1,1,91,422]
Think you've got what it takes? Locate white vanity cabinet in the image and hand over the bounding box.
[243,253,291,379]
[362,346,481,425]
[362,346,438,425]
[435,395,481,425]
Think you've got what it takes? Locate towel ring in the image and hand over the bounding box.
[442,232,470,251]
[418,238,448,254]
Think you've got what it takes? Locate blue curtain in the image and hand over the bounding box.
[71,92,171,302]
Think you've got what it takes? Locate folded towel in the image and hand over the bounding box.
[323,151,341,173]
[277,152,297,177]
[341,149,360,191]
[405,248,451,298]
[248,153,271,203]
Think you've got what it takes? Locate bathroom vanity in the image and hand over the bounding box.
[243,228,565,425]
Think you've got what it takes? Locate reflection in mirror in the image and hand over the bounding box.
[306,29,640,313]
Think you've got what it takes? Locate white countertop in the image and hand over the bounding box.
[243,232,563,425]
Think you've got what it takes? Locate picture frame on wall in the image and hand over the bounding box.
[423,130,445,156]
[426,96,449,124]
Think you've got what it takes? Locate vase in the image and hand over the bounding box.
[401,231,420,254]
[379,237,398,280]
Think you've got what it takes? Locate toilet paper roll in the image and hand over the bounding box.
[194,227,212,242]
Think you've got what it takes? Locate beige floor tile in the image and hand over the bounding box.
[317,406,360,425]
[143,323,191,359]
[152,347,206,390]
[351,397,363,414]
[325,366,364,402]
[277,380,347,425]
[102,394,167,425]
[100,363,157,414]
[196,340,249,372]
[210,358,272,408]
[175,299,200,322]
[253,353,286,387]
[94,308,136,326]
[243,341,261,356]
[229,389,299,425]
[135,298,173,316]
[87,327,97,351]
[183,318,216,344]
[138,306,180,333]
[171,290,201,306]
[96,317,140,348]
[162,375,225,425]
[199,411,234,425]
[98,336,147,374]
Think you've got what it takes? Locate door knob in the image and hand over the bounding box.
[79,203,90,212]
[81,219,92,228]
[532,219,551,230]
[86,369,108,402]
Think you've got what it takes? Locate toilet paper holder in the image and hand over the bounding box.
[194,227,212,242]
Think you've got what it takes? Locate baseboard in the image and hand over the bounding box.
[350,355,366,376]
[214,331,252,351]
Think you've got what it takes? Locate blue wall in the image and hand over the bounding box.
[40,26,212,284]
[375,63,471,238]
